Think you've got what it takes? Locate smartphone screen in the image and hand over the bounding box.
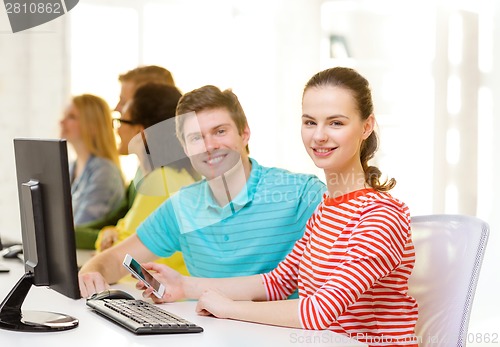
[123,254,165,298]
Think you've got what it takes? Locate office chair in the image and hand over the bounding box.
[408,214,489,347]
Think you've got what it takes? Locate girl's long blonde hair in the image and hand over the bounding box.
[72,94,121,168]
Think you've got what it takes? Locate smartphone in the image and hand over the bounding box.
[122,254,165,299]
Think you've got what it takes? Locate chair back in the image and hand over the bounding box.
[409,214,489,347]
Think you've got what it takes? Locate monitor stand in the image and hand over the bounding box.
[0,272,78,332]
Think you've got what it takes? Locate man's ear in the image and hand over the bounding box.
[362,114,375,140]
[241,125,251,146]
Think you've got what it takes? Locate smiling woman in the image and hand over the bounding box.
[301,67,395,198]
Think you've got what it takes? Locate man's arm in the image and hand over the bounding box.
[78,234,157,297]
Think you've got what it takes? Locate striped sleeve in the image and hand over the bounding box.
[299,203,411,330]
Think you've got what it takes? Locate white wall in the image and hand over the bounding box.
[0,11,70,241]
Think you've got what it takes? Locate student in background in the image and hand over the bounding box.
[115,65,175,114]
[60,94,125,226]
[78,85,326,298]
[94,84,200,277]
[75,65,176,249]
[136,68,419,347]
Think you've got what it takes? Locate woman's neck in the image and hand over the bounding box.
[324,164,367,199]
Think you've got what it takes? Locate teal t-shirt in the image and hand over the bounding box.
[137,158,326,278]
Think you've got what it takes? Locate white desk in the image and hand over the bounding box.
[0,259,367,347]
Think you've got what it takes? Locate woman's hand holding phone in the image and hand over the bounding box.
[136,262,186,303]
[122,254,166,299]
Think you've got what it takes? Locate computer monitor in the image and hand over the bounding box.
[0,138,80,332]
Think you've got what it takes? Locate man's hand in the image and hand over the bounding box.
[99,227,119,251]
[78,271,110,298]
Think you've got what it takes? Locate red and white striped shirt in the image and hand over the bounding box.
[262,189,418,347]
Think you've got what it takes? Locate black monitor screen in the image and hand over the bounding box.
[0,138,80,332]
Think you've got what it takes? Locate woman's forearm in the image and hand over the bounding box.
[197,293,302,328]
[182,274,267,301]
[230,299,301,327]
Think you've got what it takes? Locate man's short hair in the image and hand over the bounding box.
[175,85,249,153]
[118,65,175,87]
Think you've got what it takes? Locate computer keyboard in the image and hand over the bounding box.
[86,299,204,335]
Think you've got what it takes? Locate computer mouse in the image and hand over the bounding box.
[1,244,23,259]
[88,289,135,301]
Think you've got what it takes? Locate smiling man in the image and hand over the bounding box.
[78,85,326,298]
